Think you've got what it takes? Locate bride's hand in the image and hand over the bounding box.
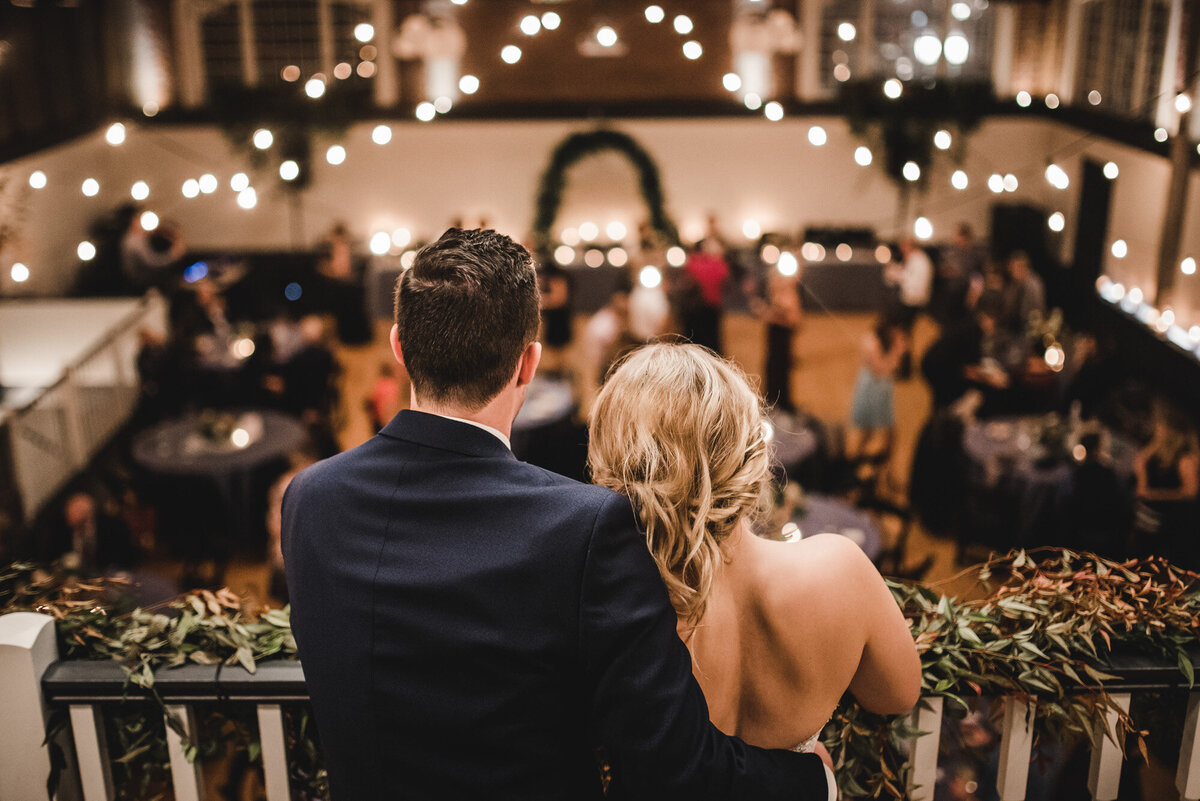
[811,740,833,770]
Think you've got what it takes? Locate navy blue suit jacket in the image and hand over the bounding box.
[283,410,827,800]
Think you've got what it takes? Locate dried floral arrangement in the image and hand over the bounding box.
[3,548,1198,800]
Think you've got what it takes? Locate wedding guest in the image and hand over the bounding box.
[43,492,139,575]
[886,237,933,328]
[678,223,730,354]
[537,258,573,373]
[1001,251,1046,336]
[848,316,909,465]
[936,223,985,322]
[1134,402,1200,567]
[751,268,802,412]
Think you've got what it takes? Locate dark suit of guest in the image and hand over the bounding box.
[283,410,825,801]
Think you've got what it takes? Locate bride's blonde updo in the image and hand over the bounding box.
[588,343,771,626]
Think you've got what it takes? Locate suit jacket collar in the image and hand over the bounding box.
[380,409,517,460]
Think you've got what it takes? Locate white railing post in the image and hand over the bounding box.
[164,705,204,801]
[997,696,1036,801]
[0,612,60,800]
[906,696,943,801]
[257,704,291,801]
[68,705,114,801]
[1088,692,1130,801]
[1178,692,1200,801]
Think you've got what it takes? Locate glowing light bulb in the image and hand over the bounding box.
[501,45,522,64]
[372,124,393,144]
[1048,212,1065,232]
[903,162,921,181]
[808,125,827,145]
[777,251,799,276]
[951,170,968,189]
[645,6,665,24]
[854,147,873,166]
[279,160,300,181]
[673,15,693,34]
[140,211,159,231]
[253,129,274,149]
[369,232,391,255]
[11,262,30,282]
[81,178,100,197]
[131,181,150,200]
[28,171,46,189]
[230,173,250,192]
[326,145,346,165]
[459,75,480,94]
[77,241,97,261]
[105,123,126,145]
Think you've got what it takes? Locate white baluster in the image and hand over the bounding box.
[1178,692,1200,800]
[997,696,1036,801]
[906,696,943,801]
[164,704,204,801]
[69,704,114,801]
[1087,692,1131,801]
[0,612,60,801]
[257,704,291,801]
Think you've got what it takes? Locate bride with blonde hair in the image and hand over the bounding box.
[588,343,921,757]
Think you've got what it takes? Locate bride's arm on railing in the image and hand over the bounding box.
[841,541,923,716]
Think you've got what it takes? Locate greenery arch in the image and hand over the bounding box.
[531,129,679,252]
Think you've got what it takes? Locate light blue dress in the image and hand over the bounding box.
[850,366,894,429]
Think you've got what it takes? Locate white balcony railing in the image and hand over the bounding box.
[3,610,1200,801]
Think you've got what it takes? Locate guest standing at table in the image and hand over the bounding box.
[848,317,909,470]
[1134,402,1200,568]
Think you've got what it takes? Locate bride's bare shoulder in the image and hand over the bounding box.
[752,533,880,611]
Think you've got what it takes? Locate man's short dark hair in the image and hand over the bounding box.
[394,228,540,409]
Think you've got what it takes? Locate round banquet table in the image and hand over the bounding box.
[133,410,307,555]
[511,376,582,478]
[785,493,883,561]
[767,409,820,476]
[961,415,1137,546]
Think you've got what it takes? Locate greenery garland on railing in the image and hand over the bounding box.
[531,129,679,253]
[3,548,1199,800]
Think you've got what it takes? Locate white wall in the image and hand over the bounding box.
[0,113,1196,332]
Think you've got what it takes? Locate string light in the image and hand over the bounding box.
[326,145,346,165]
[837,22,856,41]
[392,228,412,248]
[501,45,522,64]
[230,173,250,192]
[579,222,599,242]
[369,232,391,255]
[541,12,561,30]
[1003,174,1018,192]
[1048,212,1065,232]
[639,265,663,288]
[105,123,126,146]
[81,178,100,197]
[1176,94,1192,114]
[11,263,30,282]
[140,211,159,231]
[555,246,574,265]
[415,102,436,121]
[237,187,257,209]
[777,251,799,276]
[903,161,921,181]
[372,124,393,144]
[914,217,933,240]
[682,40,702,59]
[305,77,326,99]
[1182,257,1196,275]
[883,79,902,99]
[131,181,150,200]
[1111,239,1127,258]
[765,102,784,121]
[645,6,665,24]
[722,73,741,92]
[520,15,541,36]
[1016,91,1032,107]
[459,75,480,94]
[934,130,952,150]
[1044,163,1069,189]
[742,219,761,239]
[1088,90,1102,105]
[744,93,762,110]
[854,146,873,166]
[673,15,693,34]
[354,23,374,42]
[608,247,628,267]
[253,129,274,149]
[951,170,968,189]
[987,174,1004,193]
[606,221,627,240]
[807,125,827,145]
[1045,94,1060,109]
[666,246,686,267]
[1103,161,1119,179]
[434,96,453,113]
[198,174,218,194]
[1154,127,1169,142]
[77,241,97,261]
[28,171,46,189]
[279,161,300,181]
[584,249,604,268]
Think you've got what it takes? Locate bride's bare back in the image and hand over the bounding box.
[682,527,920,749]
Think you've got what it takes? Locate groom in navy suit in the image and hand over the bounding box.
[283,228,833,800]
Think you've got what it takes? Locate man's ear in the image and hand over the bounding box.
[389,324,405,368]
[516,341,541,388]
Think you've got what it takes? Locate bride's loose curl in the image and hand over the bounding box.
[588,343,771,627]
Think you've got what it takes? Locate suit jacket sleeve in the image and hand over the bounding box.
[580,494,829,801]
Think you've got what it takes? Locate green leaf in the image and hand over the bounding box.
[1179,650,1196,688]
